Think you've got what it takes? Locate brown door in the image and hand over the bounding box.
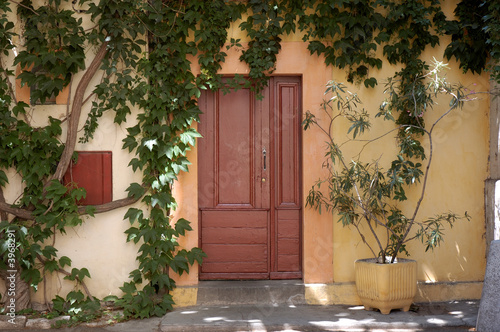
[198,77,302,280]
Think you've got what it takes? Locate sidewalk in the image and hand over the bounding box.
[1,300,478,331]
[158,301,478,332]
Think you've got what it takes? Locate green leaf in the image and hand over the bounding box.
[144,139,157,151]
[103,295,119,302]
[0,170,8,187]
[169,254,189,275]
[363,77,377,88]
[85,205,96,217]
[124,208,143,224]
[186,247,206,266]
[65,267,90,282]
[151,192,171,209]
[71,187,86,201]
[126,183,145,199]
[41,245,58,259]
[180,129,202,146]
[45,180,68,199]
[172,157,191,174]
[21,268,41,288]
[78,268,91,280]
[59,256,72,268]
[174,218,193,236]
[44,259,59,273]
[120,281,137,295]
[125,227,140,243]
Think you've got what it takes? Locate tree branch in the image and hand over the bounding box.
[0,187,9,221]
[48,41,109,185]
[0,191,145,221]
[76,194,144,215]
[390,97,461,262]
[0,201,32,220]
[9,0,39,16]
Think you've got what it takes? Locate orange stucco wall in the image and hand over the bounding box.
[173,41,335,285]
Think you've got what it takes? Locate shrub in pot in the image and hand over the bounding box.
[303,60,473,314]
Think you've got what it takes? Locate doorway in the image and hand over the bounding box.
[198,77,302,280]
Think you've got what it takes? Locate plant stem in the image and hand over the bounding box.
[49,41,109,184]
[390,95,460,263]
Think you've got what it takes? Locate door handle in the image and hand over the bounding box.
[262,147,267,171]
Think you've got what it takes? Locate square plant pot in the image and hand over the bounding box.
[355,258,417,314]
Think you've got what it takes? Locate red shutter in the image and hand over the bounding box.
[64,151,112,205]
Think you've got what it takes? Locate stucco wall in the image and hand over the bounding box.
[1,0,490,304]
[16,63,145,302]
[175,12,489,301]
[1,3,146,301]
[327,48,489,286]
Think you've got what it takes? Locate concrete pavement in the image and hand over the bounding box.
[1,300,478,331]
[159,301,479,331]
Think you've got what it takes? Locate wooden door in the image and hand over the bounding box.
[198,77,301,280]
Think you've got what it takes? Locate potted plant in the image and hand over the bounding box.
[302,60,472,314]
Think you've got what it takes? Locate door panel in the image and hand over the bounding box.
[217,88,254,206]
[198,77,301,280]
[199,210,269,275]
[271,78,302,279]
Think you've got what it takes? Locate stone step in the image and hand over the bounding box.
[195,280,306,306]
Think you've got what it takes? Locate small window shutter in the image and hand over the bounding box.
[64,151,112,205]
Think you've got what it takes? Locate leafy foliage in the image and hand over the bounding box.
[442,0,491,75]
[15,0,86,104]
[482,0,500,84]
[303,62,472,263]
[299,0,384,87]
[240,0,284,93]
[50,290,101,328]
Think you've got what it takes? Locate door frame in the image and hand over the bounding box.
[197,76,303,280]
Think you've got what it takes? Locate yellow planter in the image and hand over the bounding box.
[355,258,417,314]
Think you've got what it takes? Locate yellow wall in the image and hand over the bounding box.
[1,1,489,304]
[327,50,489,286]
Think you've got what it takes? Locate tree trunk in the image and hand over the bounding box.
[0,268,31,312]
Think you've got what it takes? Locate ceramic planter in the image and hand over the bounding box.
[354,258,417,314]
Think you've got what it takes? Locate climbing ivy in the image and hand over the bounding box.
[482,0,500,84]
[299,0,384,87]
[0,0,497,324]
[239,0,284,92]
[441,0,491,75]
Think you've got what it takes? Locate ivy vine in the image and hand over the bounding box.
[0,0,498,324]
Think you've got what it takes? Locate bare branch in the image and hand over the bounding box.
[0,187,8,221]
[76,194,144,215]
[48,41,109,185]
[9,0,39,16]
[390,97,463,262]
[0,201,33,220]
[0,190,145,221]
